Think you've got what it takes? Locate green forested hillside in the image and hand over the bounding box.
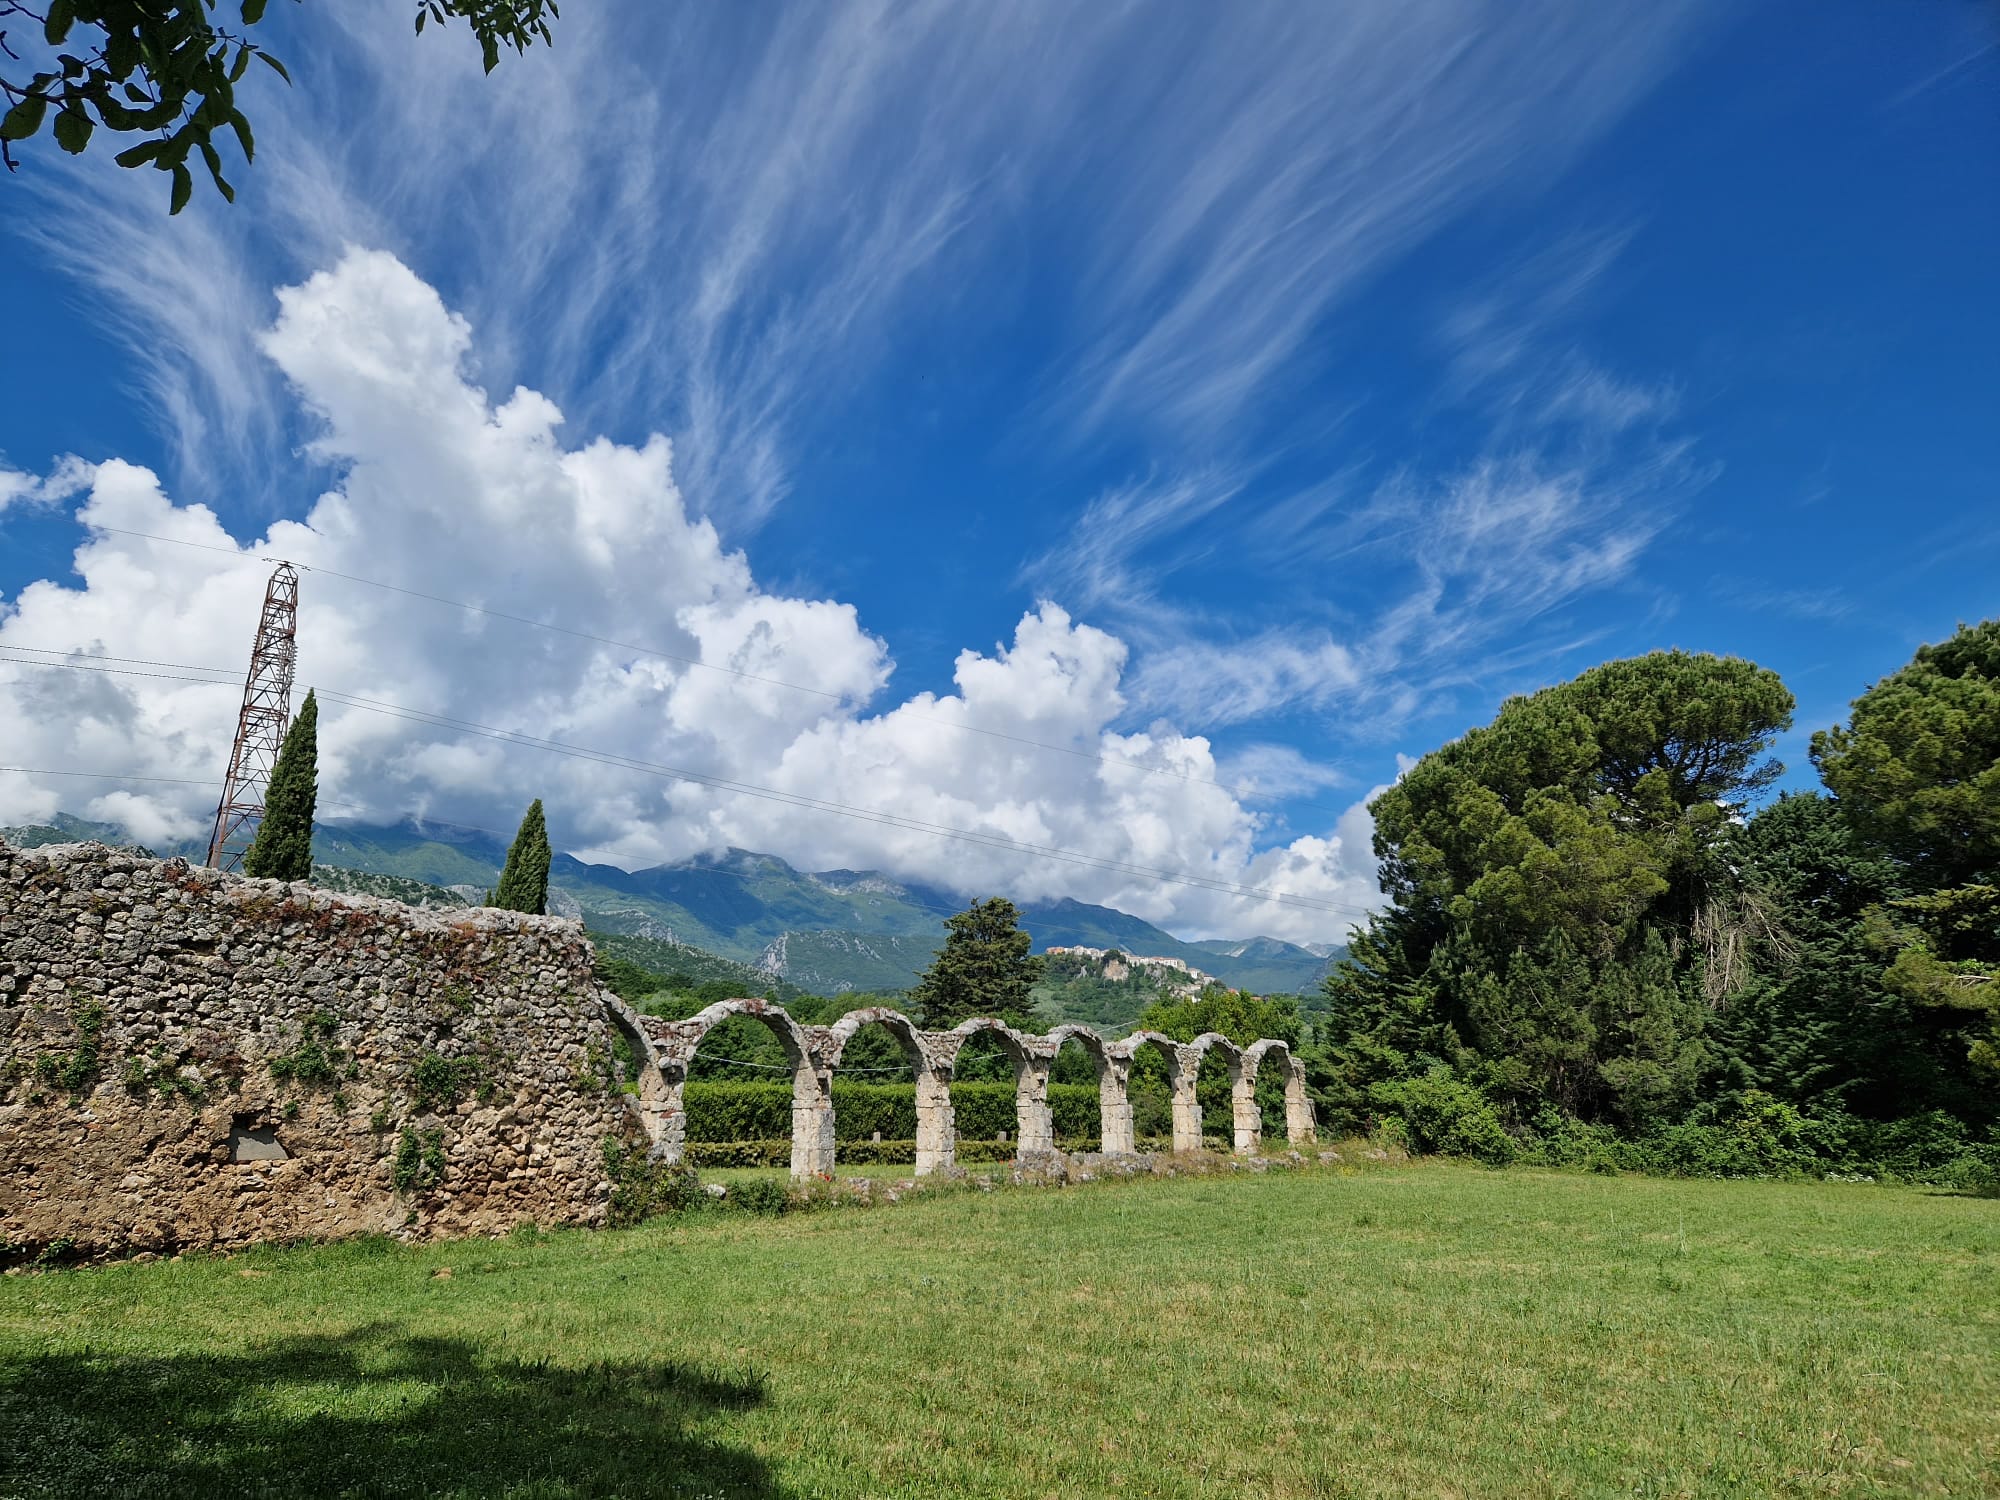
[309,866,470,908]
[8,812,1338,997]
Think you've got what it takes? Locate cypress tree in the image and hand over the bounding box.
[243,689,318,882]
[491,799,552,915]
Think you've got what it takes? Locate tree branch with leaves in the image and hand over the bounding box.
[1,0,555,211]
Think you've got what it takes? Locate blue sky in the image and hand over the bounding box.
[1,1,1995,945]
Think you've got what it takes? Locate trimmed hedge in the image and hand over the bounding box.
[688,1138,1018,1168]
[684,1080,1105,1143]
[683,1135,1176,1169]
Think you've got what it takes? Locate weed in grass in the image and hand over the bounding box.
[727,1178,789,1216]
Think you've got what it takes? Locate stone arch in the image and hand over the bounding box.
[600,992,673,1158]
[640,998,831,1179]
[1110,1031,1201,1154]
[824,1007,957,1176]
[1043,1024,1128,1154]
[1232,1040,1296,1160]
[947,1018,1056,1154]
[822,1006,925,1066]
[1185,1033,1245,1154]
[1250,1040,1317,1147]
[1113,1029,1183,1066]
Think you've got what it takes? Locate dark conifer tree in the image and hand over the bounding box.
[491,799,552,915]
[243,690,318,882]
[910,898,1044,1030]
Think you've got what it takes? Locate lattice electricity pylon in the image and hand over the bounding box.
[206,562,301,871]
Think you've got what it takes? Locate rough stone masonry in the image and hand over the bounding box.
[0,837,642,1259]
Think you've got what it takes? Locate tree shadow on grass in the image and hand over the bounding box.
[0,1322,787,1499]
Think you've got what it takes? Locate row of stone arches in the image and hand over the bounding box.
[607,997,1315,1178]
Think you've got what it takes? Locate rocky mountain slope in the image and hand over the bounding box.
[4,813,1351,996]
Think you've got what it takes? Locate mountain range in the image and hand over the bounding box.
[3,812,1350,996]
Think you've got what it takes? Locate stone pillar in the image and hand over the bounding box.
[791,1057,836,1180]
[913,1064,957,1176]
[1231,1062,1261,1155]
[653,1070,688,1165]
[1169,1048,1203,1154]
[1285,1056,1316,1145]
[1014,1052,1055,1154]
[1099,1053,1136,1155]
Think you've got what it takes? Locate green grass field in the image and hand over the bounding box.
[2,1161,1994,1498]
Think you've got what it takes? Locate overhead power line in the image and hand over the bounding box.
[0,649,1377,920]
[0,766,217,787]
[78,522,1354,819]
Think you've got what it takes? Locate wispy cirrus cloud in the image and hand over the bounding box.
[9,0,1717,534]
[1036,205,1702,740]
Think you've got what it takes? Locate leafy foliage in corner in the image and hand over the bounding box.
[0,1,557,210]
[1325,650,1794,1130]
[243,690,317,882]
[1705,793,1980,1118]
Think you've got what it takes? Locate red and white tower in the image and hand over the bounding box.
[205,562,300,871]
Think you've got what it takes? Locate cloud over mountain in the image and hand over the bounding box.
[0,251,1380,943]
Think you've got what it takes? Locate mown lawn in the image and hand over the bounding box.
[1,1161,1994,1498]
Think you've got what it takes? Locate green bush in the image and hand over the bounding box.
[728,1178,790,1215]
[685,1082,793,1141]
[1630,1093,1836,1180]
[601,1138,707,1226]
[1833,1110,1997,1185]
[1520,1108,1630,1174]
[1370,1069,1517,1166]
[950,1082,1015,1139]
[835,1082,919,1141]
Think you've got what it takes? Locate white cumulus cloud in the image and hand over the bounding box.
[0,251,1377,945]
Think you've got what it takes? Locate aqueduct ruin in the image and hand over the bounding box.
[610,997,1317,1178]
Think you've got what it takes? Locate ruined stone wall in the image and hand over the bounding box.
[0,839,641,1259]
